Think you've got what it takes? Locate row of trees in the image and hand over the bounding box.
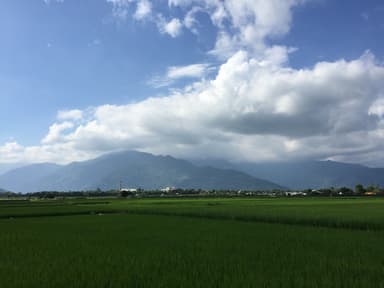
[2,184,383,199]
[355,184,383,194]
[300,184,384,196]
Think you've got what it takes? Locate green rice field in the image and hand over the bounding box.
[1,197,384,287]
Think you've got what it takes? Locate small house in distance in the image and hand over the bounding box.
[120,188,138,193]
[284,191,307,197]
[160,187,176,193]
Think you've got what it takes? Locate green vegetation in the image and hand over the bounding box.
[1,197,384,287]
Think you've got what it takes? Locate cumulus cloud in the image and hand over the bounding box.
[42,122,74,144]
[2,0,384,167]
[164,0,306,58]
[211,0,296,57]
[106,0,304,48]
[0,141,93,165]
[2,49,384,165]
[104,0,306,51]
[0,142,25,164]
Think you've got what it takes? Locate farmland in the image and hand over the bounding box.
[1,197,384,287]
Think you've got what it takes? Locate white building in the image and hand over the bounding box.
[284,191,307,196]
[120,188,138,193]
[160,186,176,193]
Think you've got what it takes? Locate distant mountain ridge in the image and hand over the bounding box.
[192,159,384,189]
[0,151,282,193]
[0,163,25,175]
[0,163,62,193]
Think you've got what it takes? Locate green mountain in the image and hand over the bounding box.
[0,151,282,193]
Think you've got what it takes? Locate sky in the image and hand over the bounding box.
[1,0,384,167]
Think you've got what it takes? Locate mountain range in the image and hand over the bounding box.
[192,159,384,190]
[1,150,383,193]
[0,151,282,193]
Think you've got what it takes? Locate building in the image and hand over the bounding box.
[160,187,176,193]
[120,188,138,193]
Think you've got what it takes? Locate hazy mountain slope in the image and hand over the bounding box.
[0,187,15,196]
[0,163,25,175]
[0,151,282,192]
[0,163,62,193]
[192,159,384,189]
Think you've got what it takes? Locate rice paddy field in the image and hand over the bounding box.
[1,197,384,287]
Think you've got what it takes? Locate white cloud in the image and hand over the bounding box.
[168,0,195,7]
[158,17,183,37]
[2,50,384,166]
[106,0,152,21]
[42,122,74,145]
[0,141,93,165]
[212,0,304,57]
[43,0,64,4]
[134,0,152,20]
[163,0,306,58]
[106,1,184,35]
[149,63,213,87]
[369,98,384,118]
[57,109,83,121]
[167,63,212,79]
[106,0,134,20]
[3,1,384,167]
[0,142,24,164]
[183,6,202,34]
[106,0,304,48]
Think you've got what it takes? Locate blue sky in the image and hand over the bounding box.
[1,0,215,144]
[1,0,384,166]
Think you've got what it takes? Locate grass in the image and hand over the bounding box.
[1,197,384,287]
[112,197,384,230]
[2,197,384,230]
